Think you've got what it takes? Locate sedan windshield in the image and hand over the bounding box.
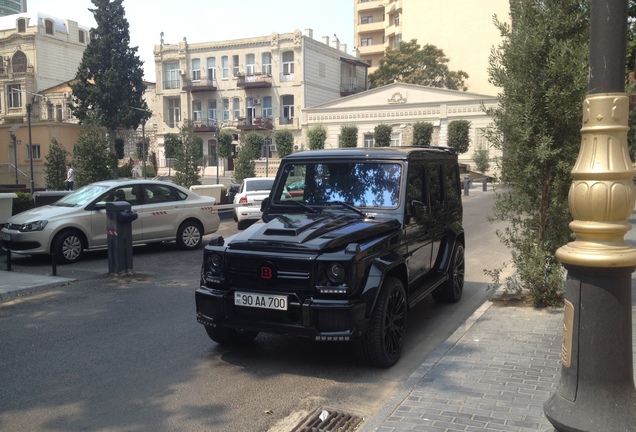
[274,162,402,209]
[55,184,111,207]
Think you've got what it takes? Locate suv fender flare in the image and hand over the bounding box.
[360,258,408,317]
[436,229,465,273]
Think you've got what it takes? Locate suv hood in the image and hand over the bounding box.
[228,212,400,252]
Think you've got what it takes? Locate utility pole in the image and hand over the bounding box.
[543,1,636,430]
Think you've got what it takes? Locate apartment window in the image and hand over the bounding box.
[44,19,54,35]
[391,132,401,147]
[262,96,272,119]
[163,62,180,89]
[394,15,400,26]
[262,52,271,75]
[168,98,181,128]
[245,54,255,76]
[221,56,228,79]
[282,51,294,75]
[282,95,294,124]
[361,16,373,24]
[361,38,373,47]
[7,84,21,108]
[232,55,239,77]
[17,18,25,32]
[191,58,201,81]
[394,34,402,48]
[222,98,229,121]
[232,97,240,120]
[364,134,374,148]
[47,104,54,120]
[207,99,217,122]
[79,30,85,43]
[207,57,216,81]
[192,100,202,121]
[27,144,41,160]
[56,104,63,121]
[12,51,26,73]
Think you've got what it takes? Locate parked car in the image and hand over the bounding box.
[233,177,275,230]
[196,146,465,367]
[1,179,220,263]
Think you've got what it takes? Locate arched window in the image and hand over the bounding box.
[12,51,27,73]
[44,19,54,35]
[17,18,25,33]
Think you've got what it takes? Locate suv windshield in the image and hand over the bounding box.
[274,162,402,209]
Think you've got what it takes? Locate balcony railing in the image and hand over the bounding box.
[340,84,366,96]
[192,119,220,132]
[182,78,218,92]
[236,117,274,131]
[236,73,272,89]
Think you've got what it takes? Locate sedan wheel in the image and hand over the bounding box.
[53,230,84,264]
[177,220,203,250]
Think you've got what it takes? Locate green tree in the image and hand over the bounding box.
[274,129,294,158]
[413,122,434,146]
[70,0,149,176]
[233,145,256,184]
[374,124,392,147]
[44,138,70,190]
[472,147,491,174]
[72,124,117,187]
[339,125,358,148]
[172,120,203,188]
[369,39,469,90]
[218,130,233,159]
[447,120,471,154]
[243,132,264,159]
[307,124,327,150]
[485,0,589,306]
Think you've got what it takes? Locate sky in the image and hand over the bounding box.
[27,0,355,81]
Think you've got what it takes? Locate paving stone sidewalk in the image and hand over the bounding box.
[361,301,636,432]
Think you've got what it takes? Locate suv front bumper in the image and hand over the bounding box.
[195,286,370,341]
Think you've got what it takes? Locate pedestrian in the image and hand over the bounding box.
[65,163,75,190]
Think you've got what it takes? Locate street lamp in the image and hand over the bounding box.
[215,120,220,184]
[26,103,34,195]
[141,118,146,178]
[264,135,271,177]
[8,124,20,185]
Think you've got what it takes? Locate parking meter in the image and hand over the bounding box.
[105,201,138,274]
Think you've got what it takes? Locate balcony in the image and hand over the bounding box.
[358,21,385,34]
[340,84,366,97]
[192,120,219,133]
[236,117,274,131]
[236,73,272,89]
[357,0,384,12]
[182,78,218,93]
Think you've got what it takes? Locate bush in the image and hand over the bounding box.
[12,192,33,215]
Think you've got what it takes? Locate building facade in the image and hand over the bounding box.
[0,0,26,17]
[303,82,500,175]
[152,29,368,175]
[0,11,89,187]
[354,0,509,95]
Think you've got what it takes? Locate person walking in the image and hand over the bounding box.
[65,163,75,190]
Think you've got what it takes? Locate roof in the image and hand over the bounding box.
[283,146,457,161]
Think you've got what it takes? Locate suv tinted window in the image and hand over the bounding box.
[274,162,402,208]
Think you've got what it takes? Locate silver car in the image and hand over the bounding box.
[1,179,220,263]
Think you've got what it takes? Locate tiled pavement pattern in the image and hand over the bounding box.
[362,301,636,432]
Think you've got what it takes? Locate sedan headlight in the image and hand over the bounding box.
[19,220,48,232]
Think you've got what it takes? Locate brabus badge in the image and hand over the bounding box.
[260,262,276,280]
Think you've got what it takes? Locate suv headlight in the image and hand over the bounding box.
[326,263,346,285]
[20,220,48,232]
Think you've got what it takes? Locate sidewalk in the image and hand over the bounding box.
[361,300,636,432]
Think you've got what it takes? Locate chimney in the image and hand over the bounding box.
[340,43,347,53]
[322,35,330,46]
[304,28,313,39]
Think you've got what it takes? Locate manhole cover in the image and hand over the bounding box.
[291,407,364,432]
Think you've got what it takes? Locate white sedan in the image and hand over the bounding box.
[1,179,220,263]
[233,177,275,230]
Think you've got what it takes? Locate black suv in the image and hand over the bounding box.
[196,147,464,367]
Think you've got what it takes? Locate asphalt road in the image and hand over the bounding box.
[0,189,508,432]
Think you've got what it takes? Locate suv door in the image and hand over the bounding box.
[404,161,434,285]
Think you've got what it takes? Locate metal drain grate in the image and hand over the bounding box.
[291,407,364,432]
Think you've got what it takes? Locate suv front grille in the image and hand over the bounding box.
[227,254,312,292]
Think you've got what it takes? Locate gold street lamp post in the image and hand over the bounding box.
[543,0,636,430]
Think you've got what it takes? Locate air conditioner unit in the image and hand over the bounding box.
[178,69,185,75]
[63,92,69,98]
[253,98,261,105]
[293,144,300,151]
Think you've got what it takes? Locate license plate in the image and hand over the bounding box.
[234,291,288,311]
[1,232,10,241]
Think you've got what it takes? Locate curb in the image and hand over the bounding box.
[359,300,494,431]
